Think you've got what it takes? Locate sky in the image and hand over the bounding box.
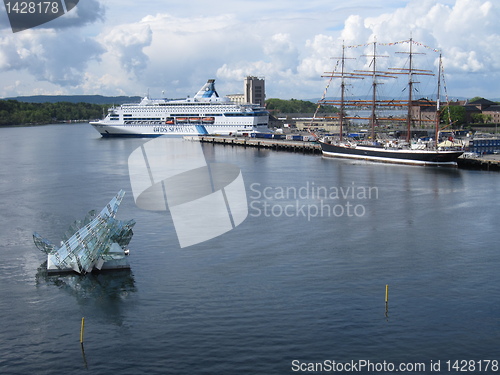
[0,0,499,100]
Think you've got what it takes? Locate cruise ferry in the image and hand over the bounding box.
[90,79,270,137]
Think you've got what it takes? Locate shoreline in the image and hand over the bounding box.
[0,121,92,128]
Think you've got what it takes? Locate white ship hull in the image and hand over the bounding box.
[90,120,269,138]
[90,79,270,138]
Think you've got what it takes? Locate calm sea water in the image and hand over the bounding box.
[0,124,499,375]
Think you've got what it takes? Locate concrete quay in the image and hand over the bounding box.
[194,135,322,154]
[457,154,500,171]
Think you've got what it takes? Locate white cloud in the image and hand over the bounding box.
[101,22,152,75]
[341,15,370,43]
[45,0,105,29]
[342,0,500,72]
[1,0,499,99]
[197,0,500,98]
[335,0,500,98]
[298,34,337,79]
[0,29,103,86]
[216,33,300,89]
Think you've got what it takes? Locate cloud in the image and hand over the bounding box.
[0,30,104,86]
[1,0,500,99]
[263,33,300,73]
[340,0,500,74]
[91,0,500,99]
[299,0,500,98]
[129,13,249,95]
[297,34,337,79]
[48,0,105,29]
[0,0,105,91]
[216,33,299,82]
[101,22,152,76]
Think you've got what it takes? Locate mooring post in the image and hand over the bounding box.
[385,284,389,318]
[80,317,85,344]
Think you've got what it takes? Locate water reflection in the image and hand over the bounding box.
[36,263,136,324]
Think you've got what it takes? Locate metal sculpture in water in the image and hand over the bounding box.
[33,190,135,274]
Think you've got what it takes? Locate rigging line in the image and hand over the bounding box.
[410,40,441,53]
[379,39,409,47]
[311,59,340,124]
[345,40,404,49]
[380,39,441,53]
[439,58,454,128]
[350,39,441,54]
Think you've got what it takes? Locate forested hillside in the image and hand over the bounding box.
[0,100,107,125]
[6,95,141,104]
[265,98,338,114]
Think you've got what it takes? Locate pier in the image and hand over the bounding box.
[457,154,500,171]
[193,136,322,154]
[188,136,500,171]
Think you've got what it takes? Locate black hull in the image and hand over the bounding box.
[319,141,463,166]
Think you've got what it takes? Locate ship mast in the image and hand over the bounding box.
[407,39,414,143]
[370,42,378,141]
[356,41,395,142]
[339,44,346,141]
[321,43,363,142]
[435,52,442,147]
[392,38,434,143]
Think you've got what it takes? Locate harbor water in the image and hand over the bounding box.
[0,124,499,374]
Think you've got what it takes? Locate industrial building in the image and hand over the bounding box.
[226,76,266,106]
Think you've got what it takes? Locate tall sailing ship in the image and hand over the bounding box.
[90,79,269,137]
[317,39,464,166]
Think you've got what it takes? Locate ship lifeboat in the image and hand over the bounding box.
[202,117,215,123]
[176,118,188,123]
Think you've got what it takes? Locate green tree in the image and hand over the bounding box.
[471,113,493,124]
[441,105,466,128]
[469,96,485,103]
[471,113,484,123]
[266,98,338,113]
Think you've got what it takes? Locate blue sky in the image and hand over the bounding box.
[0,0,499,100]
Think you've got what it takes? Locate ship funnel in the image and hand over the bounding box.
[194,79,219,99]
